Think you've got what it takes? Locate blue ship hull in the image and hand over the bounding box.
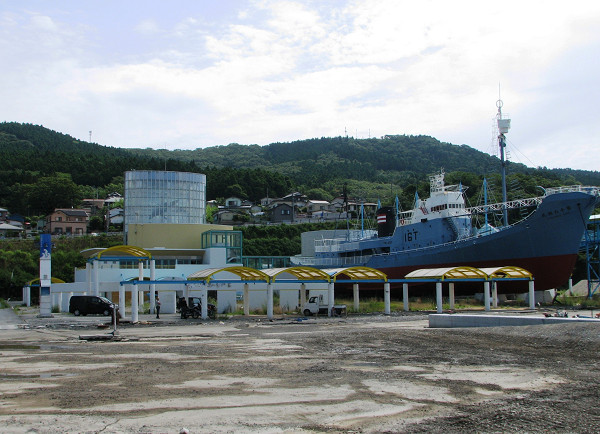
[307,191,597,293]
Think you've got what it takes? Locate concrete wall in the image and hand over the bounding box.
[429,313,600,328]
[128,223,233,249]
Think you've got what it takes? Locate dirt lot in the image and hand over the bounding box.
[1,309,600,433]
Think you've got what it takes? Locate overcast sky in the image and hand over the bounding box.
[1,1,599,171]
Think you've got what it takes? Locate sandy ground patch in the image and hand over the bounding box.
[0,312,599,433]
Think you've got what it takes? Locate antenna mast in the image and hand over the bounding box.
[496,96,511,226]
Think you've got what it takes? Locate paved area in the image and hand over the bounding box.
[0,305,26,330]
[1,306,599,433]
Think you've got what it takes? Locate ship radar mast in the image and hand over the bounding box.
[496,98,511,226]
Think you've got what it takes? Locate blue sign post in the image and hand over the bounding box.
[39,234,53,317]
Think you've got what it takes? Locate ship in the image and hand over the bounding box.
[292,102,599,293]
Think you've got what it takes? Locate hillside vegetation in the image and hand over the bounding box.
[2,122,600,214]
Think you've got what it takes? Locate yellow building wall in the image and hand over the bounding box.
[127,224,234,249]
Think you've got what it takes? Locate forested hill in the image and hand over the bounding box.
[126,135,600,188]
[129,135,517,182]
[2,122,600,215]
[0,122,200,186]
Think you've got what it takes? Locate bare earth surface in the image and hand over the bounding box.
[1,308,600,433]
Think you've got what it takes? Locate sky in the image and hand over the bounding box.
[1,0,599,171]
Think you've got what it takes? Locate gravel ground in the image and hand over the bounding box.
[1,308,599,433]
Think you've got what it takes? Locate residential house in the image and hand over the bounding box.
[0,222,23,238]
[306,200,331,214]
[46,209,89,235]
[81,199,105,214]
[104,192,123,206]
[109,208,124,226]
[213,197,258,225]
[260,197,274,207]
[6,213,25,229]
[270,203,294,223]
[330,197,378,216]
[281,192,308,207]
[225,197,243,208]
[309,210,348,221]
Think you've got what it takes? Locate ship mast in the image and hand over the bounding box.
[496,98,511,226]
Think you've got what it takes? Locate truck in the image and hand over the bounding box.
[302,295,346,317]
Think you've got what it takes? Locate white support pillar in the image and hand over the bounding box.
[267,282,274,319]
[384,282,391,315]
[568,277,573,296]
[403,283,409,312]
[353,283,360,312]
[86,262,92,295]
[327,282,334,317]
[184,284,190,301]
[243,283,250,316]
[492,281,498,308]
[119,284,125,318]
[55,292,63,312]
[300,283,306,312]
[23,286,31,307]
[528,280,536,309]
[138,261,144,311]
[435,281,443,314]
[131,283,139,323]
[201,286,208,319]
[93,260,100,296]
[449,283,455,310]
[483,281,491,312]
[149,259,156,314]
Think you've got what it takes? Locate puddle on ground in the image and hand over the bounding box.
[0,372,76,379]
[0,344,72,351]
[0,344,42,350]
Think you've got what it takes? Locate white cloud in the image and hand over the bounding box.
[135,19,161,36]
[0,1,599,170]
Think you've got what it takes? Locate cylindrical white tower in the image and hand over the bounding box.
[124,170,206,237]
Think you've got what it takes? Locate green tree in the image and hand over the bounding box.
[205,205,218,223]
[19,173,81,215]
[0,249,38,290]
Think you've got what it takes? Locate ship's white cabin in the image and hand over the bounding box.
[401,172,469,225]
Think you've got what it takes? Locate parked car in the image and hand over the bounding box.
[69,295,116,316]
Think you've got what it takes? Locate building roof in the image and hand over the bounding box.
[54,209,89,217]
[0,222,23,231]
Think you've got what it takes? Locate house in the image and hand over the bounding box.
[310,210,348,220]
[46,209,89,235]
[307,200,331,214]
[104,192,122,206]
[260,197,274,207]
[225,197,243,208]
[0,207,8,221]
[270,203,294,223]
[0,222,23,238]
[109,208,124,226]
[330,197,378,215]
[6,213,25,229]
[214,209,239,224]
[281,192,308,207]
[81,199,105,214]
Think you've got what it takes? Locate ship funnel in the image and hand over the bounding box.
[376,207,396,237]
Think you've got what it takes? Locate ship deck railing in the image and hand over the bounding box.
[465,197,542,215]
[545,185,600,196]
[291,255,373,267]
